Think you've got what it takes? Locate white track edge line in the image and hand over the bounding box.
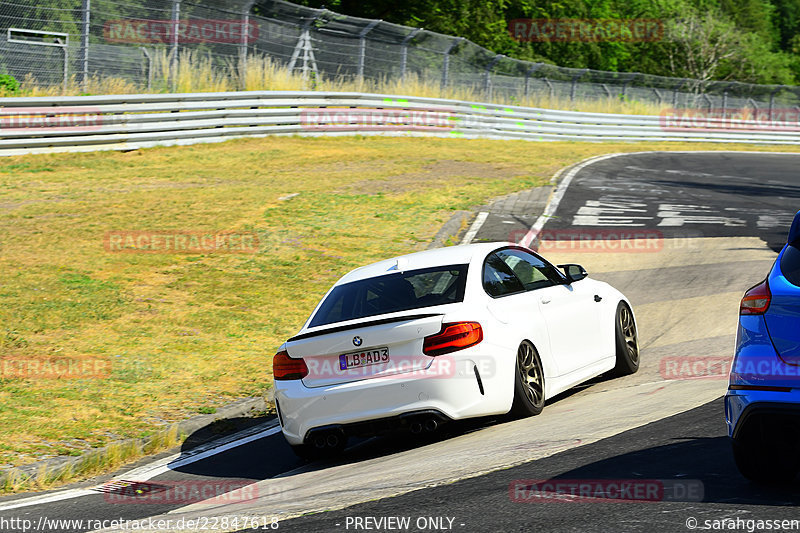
[518,152,630,247]
[460,211,489,245]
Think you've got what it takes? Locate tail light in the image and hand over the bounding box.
[273,349,309,380]
[423,322,483,356]
[740,280,771,315]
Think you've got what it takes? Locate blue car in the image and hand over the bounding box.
[726,210,800,482]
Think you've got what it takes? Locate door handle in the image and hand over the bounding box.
[594,295,602,302]
[541,297,551,304]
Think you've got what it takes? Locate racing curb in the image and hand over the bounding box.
[427,210,472,249]
[0,396,269,490]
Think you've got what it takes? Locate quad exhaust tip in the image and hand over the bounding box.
[409,415,440,434]
[310,428,345,449]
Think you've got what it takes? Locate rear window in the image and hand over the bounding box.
[781,244,800,286]
[308,264,469,328]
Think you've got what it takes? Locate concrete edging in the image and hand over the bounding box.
[0,396,269,489]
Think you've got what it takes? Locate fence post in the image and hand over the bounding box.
[524,63,542,98]
[570,69,587,102]
[141,48,153,90]
[672,79,684,108]
[80,0,90,92]
[239,1,256,90]
[170,0,180,92]
[484,54,502,97]
[400,28,421,81]
[440,38,461,90]
[62,37,69,93]
[357,20,380,80]
[747,98,759,119]
[653,89,663,105]
[769,86,783,121]
[621,73,638,100]
[721,89,728,117]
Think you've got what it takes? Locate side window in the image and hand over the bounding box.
[781,244,800,286]
[495,248,564,291]
[483,253,524,297]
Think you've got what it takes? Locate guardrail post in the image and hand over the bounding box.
[484,54,502,97]
[358,20,380,80]
[400,28,421,81]
[80,0,90,92]
[170,0,180,92]
[440,38,461,90]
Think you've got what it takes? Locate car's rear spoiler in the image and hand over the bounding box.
[789,210,800,244]
[287,313,443,342]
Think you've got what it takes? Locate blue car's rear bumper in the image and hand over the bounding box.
[726,315,800,438]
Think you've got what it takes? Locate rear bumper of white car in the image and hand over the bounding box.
[275,352,512,445]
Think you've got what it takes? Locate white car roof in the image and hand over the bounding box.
[337,242,505,285]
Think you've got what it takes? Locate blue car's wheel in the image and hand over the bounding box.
[732,430,800,483]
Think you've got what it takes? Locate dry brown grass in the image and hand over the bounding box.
[0,53,665,115]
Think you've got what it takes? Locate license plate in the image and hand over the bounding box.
[339,347,389,370]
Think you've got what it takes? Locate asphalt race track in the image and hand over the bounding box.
[0,151,798,533]
[267,399,800,533]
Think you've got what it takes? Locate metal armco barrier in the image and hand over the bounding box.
[1,90,800,157]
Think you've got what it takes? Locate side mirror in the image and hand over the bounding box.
[558,263,588,283]
[789,210,800,244]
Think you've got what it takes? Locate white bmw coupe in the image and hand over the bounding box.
[273,243,638,458]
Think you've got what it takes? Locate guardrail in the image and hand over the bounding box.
[1,91,800,157]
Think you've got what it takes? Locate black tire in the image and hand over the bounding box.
[510,341,545,417]
[290,443,315,461]
[612,301,639,376]
[732,439,799,483]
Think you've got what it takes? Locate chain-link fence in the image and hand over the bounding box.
[1,0,799,112]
